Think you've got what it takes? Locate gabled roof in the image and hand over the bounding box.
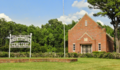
[77,32,94,40]
[69,13,102,31]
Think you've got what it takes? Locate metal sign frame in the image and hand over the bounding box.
[9,33,32,58]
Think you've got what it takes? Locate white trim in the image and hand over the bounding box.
[91,45,92,53]
[81,45,82,54]
[30,33,32,58]
[78,32,94,40]
[9,34,11,58]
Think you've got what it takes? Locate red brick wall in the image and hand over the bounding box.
[68,14,113,53]
[106,35,114,52]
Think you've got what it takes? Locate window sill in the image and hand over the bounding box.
[73,50,75,52]
[98,50,101,52]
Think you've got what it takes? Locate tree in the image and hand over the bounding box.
[88,0,120,53]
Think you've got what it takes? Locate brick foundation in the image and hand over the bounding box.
[0,58,77,63]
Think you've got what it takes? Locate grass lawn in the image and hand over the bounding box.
[0,58,120,70]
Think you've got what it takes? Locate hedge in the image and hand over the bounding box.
[0,52,120,59]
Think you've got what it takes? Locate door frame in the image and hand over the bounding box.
[81,44,92,54]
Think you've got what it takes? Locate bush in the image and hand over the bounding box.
[57,52,64,57]
[41,46,47,53]
[0,52,8,57]
[1,51,120,59]
[92,51,106,58]
[92,51,100,54]
[67,53,74,58]
[10,53,14,57]
[74,53,78,57]
[97,53,104,58]
[85,53,93,58]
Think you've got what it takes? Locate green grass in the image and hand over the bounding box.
[0,58,120,70]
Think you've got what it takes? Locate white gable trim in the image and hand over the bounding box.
[77,32,94,40]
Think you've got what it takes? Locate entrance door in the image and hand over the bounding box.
[82,45,91,54]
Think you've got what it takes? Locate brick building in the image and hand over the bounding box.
[68,14,114,53]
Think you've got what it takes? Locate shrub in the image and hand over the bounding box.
[68,53,74,57]
[96,53,103,58]
[85,53,93,58]
[102,53,109,58]
[115,53,120,59]
[92,51,100,54]
[68,53,71,57]
[80,53,87,58]
[10,53,14,57]
[92,51,106,58]
[74,53,78,57]
[41,46,47,53]
[1,51,120,59]
[77,53,81,57]
[58,52,64,57]
[0,52,8,57]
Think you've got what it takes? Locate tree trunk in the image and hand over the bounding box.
[115,28,119,53]
[119,40,120,52]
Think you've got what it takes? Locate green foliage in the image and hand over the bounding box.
[0,52,8,57]
[73,53,78,57]
[87,0,120,52]
[0,18,77,53]
[85,53,93,58]
[1,52,120,59]
[0,17,114,53]
[41,46,47,53]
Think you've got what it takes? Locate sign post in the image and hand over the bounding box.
[9,33,32,58]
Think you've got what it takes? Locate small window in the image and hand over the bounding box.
[85,20,87,26]
[98,44,101,51]
[73,43,75,51]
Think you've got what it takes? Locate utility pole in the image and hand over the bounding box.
[63,0,65,57]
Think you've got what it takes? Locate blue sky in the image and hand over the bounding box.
[0,0,113,28]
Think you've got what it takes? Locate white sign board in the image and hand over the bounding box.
[9,33,32,58]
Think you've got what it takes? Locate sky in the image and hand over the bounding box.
[0,0,113,28]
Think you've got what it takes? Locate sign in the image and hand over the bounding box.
[9,33,32,58]
[84,38,88,41]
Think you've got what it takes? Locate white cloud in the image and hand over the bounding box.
[0,13,12,21]
[97,20,104,25]
[72,0,89,8]
[74,10,88,16]
[89,12,94,16]
[110,25,114,29]
[72,0,100,13]
[58,10,92,24]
